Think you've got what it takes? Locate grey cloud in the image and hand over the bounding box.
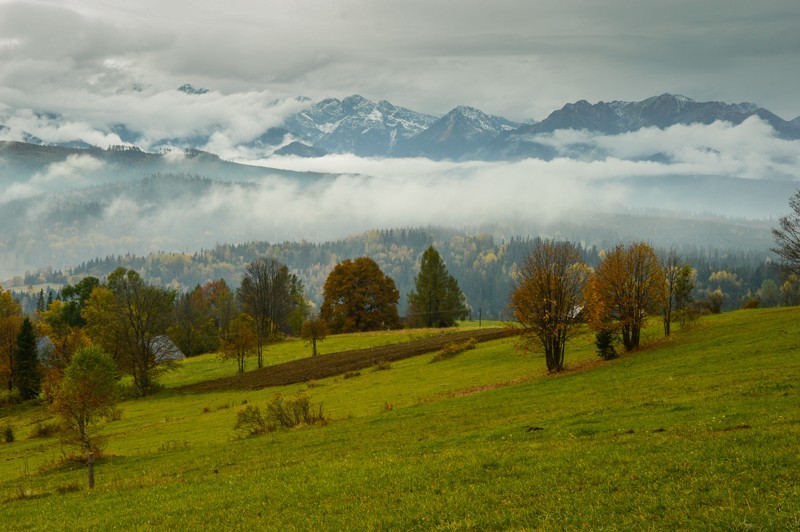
[2,1,797,121]
[1,116,796,278]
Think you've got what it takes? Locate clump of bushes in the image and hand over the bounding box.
[235,393,328,436]
[430,338,476,362]
[343,371,361,379]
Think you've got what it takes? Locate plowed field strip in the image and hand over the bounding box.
[178,327,515,393]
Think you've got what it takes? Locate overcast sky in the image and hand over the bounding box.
[1,0,798,122]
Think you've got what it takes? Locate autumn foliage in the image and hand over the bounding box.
[511,241,588,372]
[585,242,665,351]
[320,257,400,333]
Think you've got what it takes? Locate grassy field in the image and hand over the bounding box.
[0,309,798,529]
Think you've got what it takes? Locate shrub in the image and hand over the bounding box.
[3,425,13,443]
[235,394,328,436]
[266,393,327,429]
[234,405,269,436]
[30,422,59,439]
[740,297,760,310]
[56,482,81,494]
[372,360,392,372]
[430,338,476,362]
[343,371,361,379]
[108,406,124,421]
[677,307,700,329]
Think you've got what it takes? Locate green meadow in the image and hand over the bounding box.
[0,310,798,529]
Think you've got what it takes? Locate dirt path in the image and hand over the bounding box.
[178,327,515,393]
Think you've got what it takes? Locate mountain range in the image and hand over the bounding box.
[256,92,800,161]
[2,90,798,162]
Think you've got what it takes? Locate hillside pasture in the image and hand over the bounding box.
[0,309,797,529]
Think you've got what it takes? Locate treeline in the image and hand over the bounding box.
[14,226,782,317]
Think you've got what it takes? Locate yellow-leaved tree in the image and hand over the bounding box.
[585,242,666,352]
[511,240,588,372]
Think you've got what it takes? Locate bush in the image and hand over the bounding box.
[30,422,59,439]
[235,394,328,436]
[3,425,13,443]
[266,393,327,429]
[677,307,700,329]
[343,371,361,379]
[372,360,392,372]
[740,297,760,310]
[430,338,476,362]
[234,405,268,435]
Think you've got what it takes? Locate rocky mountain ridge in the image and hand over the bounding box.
[2,89,798,162]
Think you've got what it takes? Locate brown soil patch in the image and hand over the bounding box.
[178,328,515,394]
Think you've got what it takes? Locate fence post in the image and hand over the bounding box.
[88,451,95,489]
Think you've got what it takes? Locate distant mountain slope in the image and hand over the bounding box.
[523,93,799,135]
[399,106,519,160]
[492,93,800,159]
[274,141,327,158]
[283,95,437,156]
[0,141,317,185]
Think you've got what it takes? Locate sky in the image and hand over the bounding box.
[0,0,799,122]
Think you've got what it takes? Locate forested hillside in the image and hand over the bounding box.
[12,226,781,318]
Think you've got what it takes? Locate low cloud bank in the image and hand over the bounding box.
[0,118,797,279]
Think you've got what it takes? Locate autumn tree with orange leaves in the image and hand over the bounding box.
[511,241,588,372]
[585,242,665,352]
[321,257,400,333]
[0,287,23,392]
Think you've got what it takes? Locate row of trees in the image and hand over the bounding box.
[512,241,695,372]
[513,188,800,373]
[51,224,789,320]
[1,245,469,399]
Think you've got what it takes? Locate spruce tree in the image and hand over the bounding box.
[407,246,469,328]
[14,317,40,400]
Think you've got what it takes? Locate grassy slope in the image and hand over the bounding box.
[0,310,798,529]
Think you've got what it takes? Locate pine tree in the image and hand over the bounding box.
[407,246,469,328]
[36,289,45,313]
[14,317,40,400]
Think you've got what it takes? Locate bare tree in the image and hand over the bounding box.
[300,314,328,357]
[220,313,257,373]
[772,189,800,277]
[238,258,298,368]
[511,240,588,372]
